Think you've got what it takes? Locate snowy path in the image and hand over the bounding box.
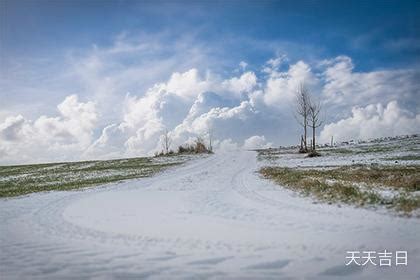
[1,151,419,279]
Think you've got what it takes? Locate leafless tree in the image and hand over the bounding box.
[162,129,172,154]
[308,100,323,151]
[294,83,311,152]
[207,128,213,152]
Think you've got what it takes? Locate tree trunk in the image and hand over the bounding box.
[312,126,316,151]
[300,135,303,150]
[304,122,307,151]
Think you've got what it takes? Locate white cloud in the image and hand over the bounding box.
[1,50,419,164]
[239,61,248,71]
[0,115,26,141]
[85,67,267,159]
[0,95,97,164]
[321,56,420,112]
[166,69,213,99]
[262,55,288,74]
[319,100,420,143]
[263,60,319,108]
[170,98,260,152]
[216,138,239,151]
[83,123,128,160]
[243,135,273,149]
[0,32,218,128]
[222,71,257,97]
[83,69,216,159]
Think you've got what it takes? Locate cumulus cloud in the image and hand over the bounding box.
[85,68,268,160]
[84,123,129,159]
[165,69,213,99]
[319,101,420,143]
[262,60,319,108]
[1,51,419,164]
[0,95,97,164]
[222,72,257,97]
[0,115,26,141]
[321,56,420,113]
[84,68,218,159]
[243,135,273,149]
[216,138,239,151]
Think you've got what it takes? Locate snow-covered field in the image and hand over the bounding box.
[0,154,198,197]
[258,135,420,216]
[1,150,419,279]
[259,135,420,168]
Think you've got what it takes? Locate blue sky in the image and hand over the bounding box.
[0,0,419,164]
[2,0,419,69]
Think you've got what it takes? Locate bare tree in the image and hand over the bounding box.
[294,83,311,152]
[207,128,213,152]
[308,100,323,151]
[162,129,172,154]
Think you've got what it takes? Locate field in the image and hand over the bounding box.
[258,135,420,216]
[1,142,420,279]
[0,154,199,197]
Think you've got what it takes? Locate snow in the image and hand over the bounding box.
[1,150,419,279]
[263,135,420,168]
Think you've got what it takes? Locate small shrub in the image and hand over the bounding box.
[178,144,195,154]
[298,148,308,153]
[177,137,212,154]
[195,141,207,153]
[307,150,321,157]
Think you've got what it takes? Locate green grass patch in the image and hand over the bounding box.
[319,148,355,154]
[320,145,398,155]
[260,165,420,215]
[383,155,420,161]
[0,156,191,197]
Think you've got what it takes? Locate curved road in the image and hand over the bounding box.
[1,151,419,279]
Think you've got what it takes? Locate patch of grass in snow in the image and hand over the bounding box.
[260,165,420,215]
[319,148,355,154]
[319,145,398,156]
[0,155,192,197]
[358,145,397,154]
[383,155,420,161]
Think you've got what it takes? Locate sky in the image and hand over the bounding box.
[0,0,419,164]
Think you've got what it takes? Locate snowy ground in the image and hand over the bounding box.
[1,150,419,279]
[258,135,420,216]
[258,135,420,168]
[0,154,197,197]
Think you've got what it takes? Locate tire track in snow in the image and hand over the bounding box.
[1,151,420,279]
